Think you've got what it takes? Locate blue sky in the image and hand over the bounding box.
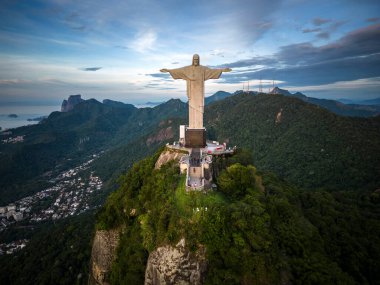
[0,0,379,104]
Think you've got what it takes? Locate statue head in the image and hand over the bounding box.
[192,54,200,66]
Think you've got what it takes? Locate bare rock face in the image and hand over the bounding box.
[144,238,207,285]
[155,149,186,169]
[88,229,120,285]
[61,94,84,112]
[146,127,174,146]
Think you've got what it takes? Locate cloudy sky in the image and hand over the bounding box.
[0,0,379,104]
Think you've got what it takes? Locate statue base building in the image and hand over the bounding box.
[168,125,235,192]
[184,128,206,148]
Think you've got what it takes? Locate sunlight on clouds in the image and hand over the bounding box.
[286,77,380,92]
[129,30,157,53]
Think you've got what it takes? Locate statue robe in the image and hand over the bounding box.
[166,65,223,129]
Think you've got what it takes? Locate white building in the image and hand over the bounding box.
[13,212,23,222]
[7,205,16,211]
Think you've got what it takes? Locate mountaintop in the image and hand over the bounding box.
[268,87,380,117]
[61,94,84,112]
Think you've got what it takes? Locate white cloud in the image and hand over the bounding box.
[129,30,157,53]
[286,77,380,92]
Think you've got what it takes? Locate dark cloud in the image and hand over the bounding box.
[72,25,86,31]
[210,50,225,57]
[171,62,179,64]
[302,28,322,33]
[144,83,161,88]
[64,11,87,32]
[158,87,177,90]
[147,73,171,79]
[217,23,380,86]
[214,57,277,68]
[278,23,380,65]
[316,31,330,39]
[114,45,128,50]
[330,20,348,30]
[367,17,380,22]
[81,67,102,71]
[313,17,331,26]
[221,54,380,86]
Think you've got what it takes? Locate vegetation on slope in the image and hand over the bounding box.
[0,99,186,204]
[96,150,380,284]
[205,93,380,190]
[0,212,95,285]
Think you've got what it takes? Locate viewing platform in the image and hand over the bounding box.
[167,140,236,192]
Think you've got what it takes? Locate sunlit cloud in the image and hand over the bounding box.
[129,30,157,53]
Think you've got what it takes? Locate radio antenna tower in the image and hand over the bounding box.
[259,79,263,93]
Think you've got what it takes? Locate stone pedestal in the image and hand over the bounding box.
[185,128,206,148]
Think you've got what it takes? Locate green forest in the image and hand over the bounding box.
[96,149,380,284]
[205,93,380,190]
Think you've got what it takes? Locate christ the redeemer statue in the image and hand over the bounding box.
[160,54,231,129]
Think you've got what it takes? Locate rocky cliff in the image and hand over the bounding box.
[154,149,186,169]
[88,229,120,285]
[61,94,84,112]
[144,238,207,285]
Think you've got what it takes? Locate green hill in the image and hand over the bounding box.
[0,98,186,204]
[205,93,380,190]
[94,150,380,284]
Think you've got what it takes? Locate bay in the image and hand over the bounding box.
[0,105,60,130]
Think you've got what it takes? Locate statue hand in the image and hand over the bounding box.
[160,69,169,73]
[223,68,232,72]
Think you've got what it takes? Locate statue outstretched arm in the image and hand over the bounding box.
[159,67,189,80]
[204,67,232,80]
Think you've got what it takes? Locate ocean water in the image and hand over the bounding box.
[0,105,60,130]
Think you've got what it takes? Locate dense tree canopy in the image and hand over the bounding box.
[96,150,380,284]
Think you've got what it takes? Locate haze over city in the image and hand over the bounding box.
[0,0,379,105]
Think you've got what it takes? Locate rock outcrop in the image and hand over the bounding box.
[155,149,186,169]
[146,127,174,146]
[88,229,120,285]
[61,94,84,112]
[144,238,207,285]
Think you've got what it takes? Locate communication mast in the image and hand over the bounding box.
[259,79,263,93]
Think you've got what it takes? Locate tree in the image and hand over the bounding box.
[218,164,257,199]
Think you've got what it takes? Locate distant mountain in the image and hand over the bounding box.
[102,99,135,109]
[270,86,292,96]
[233,90,258,96]
[337,98,355,104]
[356,97,380,105]
[269,87,380,117]
[61,94,84,112]
[205,91,231,105]
[338,97,380,105]
[145,101,164,106]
